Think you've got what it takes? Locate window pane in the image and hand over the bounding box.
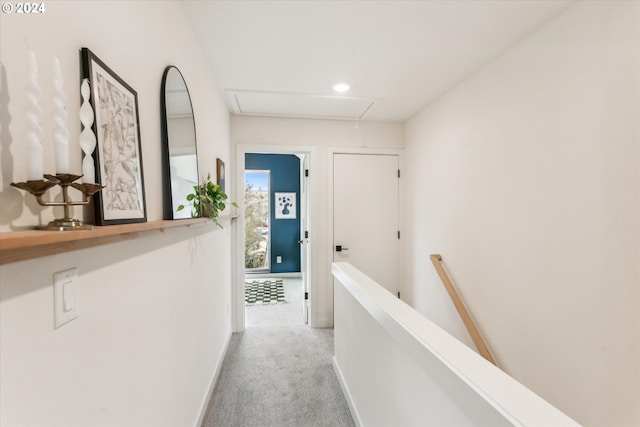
[245,171,270,270]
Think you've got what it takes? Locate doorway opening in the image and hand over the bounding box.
[239,150,311,330]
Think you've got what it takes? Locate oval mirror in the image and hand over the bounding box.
[160,66,199,219]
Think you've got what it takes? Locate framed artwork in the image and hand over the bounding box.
[216,158,226,193]
[81,47,147,225]
[275,192,296,219]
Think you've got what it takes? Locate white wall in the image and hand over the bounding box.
[0,2,233,425]
[401,2,639,426]
[231,116,403,327]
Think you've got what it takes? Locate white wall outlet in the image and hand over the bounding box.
[53,268,79,329]
[276,256,282,264]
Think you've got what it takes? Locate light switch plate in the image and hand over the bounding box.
[54,268,79,329]
[276,256,282,264]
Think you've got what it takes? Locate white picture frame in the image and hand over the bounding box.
[275,192,296,219]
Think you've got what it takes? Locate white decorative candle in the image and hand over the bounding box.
[52,56,70,174]
[79,79,96,183]
[25,48,43,181]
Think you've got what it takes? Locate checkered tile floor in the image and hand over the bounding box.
[245,279,286,305]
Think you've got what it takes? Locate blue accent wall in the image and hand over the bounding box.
[245,153,301,273]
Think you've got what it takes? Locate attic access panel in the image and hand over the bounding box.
[227,90,376,120]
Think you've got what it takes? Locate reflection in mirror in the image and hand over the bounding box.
[161,66,198,219]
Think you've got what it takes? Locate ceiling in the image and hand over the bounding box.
[182,0,575,122]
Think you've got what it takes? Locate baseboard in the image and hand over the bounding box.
[312,317,334,328]
[332,357,362,427]
[244,272,302,279]
[195,332,232,427]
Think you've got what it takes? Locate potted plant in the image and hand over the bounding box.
[177,173,238,228]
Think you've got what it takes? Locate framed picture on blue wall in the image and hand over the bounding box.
[275,192,296,219]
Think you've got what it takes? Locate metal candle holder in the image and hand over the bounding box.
[11,173,104,230]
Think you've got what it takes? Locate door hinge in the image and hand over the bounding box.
[305,169,309,177]
[305,230,309,239]
[397,291,401,299]
[398,169,400,178]
[398,231,400,239]
[305,292,309,300]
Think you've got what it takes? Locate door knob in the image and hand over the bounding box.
[335,245,349,252]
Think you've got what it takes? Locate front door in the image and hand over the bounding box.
[333,153,399,295]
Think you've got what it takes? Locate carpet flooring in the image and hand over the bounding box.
[202,278,354,426]
[246,278,304,328]
[245,278,286,305]
[201,323,354,426]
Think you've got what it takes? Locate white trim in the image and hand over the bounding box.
[245,272,303,279]
[233,147,246,332]
[235,144,317,331]
[328,147,404,156]
[195,332,232,427]
[332,357,363,427]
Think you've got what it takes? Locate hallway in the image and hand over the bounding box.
[201,279,354,427]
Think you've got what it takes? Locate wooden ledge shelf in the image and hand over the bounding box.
[0,218,210,265]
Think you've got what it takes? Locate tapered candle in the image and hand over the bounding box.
[79,79,96,183]
[25,48,43,181]
[52,56,70,174]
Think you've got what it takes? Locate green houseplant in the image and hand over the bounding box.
[177,173,238,228]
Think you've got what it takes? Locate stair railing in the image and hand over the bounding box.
[429,254,497,366]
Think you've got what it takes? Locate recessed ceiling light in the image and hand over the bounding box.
[333,83,350,93]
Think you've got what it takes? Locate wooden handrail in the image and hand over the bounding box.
[430,254,497,366]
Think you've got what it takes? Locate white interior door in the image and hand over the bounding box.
[333,153,399,295]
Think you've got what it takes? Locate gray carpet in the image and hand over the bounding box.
[201,326,355,427]
[246,278,304,327]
